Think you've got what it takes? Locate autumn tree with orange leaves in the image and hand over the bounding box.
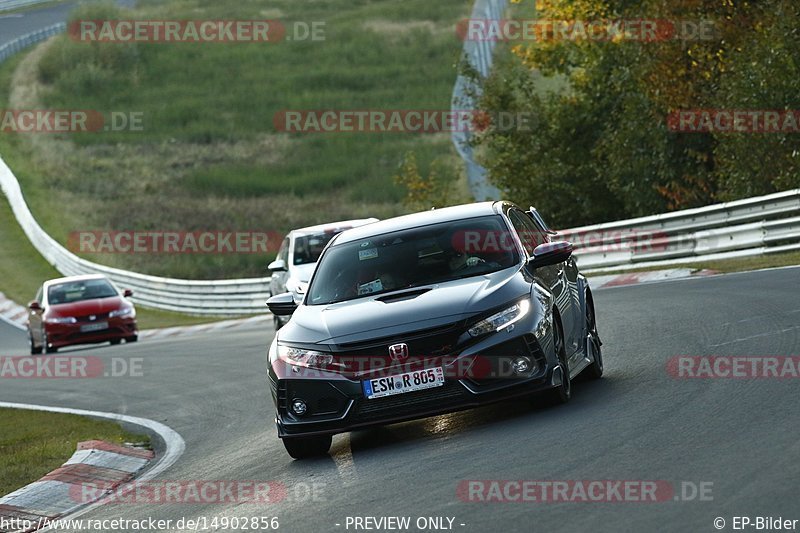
[471,0,800,227]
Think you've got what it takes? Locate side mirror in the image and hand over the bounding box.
[267,292,298,316]
[123,289,134,297]
[28,301,42,311]
[528,241,573,269]
[267,259,287,272]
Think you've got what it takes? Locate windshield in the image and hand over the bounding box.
[293,232,341,266]
[47,279,118,305]
[307,215,520,305]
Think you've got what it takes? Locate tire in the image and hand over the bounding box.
[125,335,138,343]
[43,332,57,354]
[282,435,332,459]
[546,315,571,404]
[584,296,604,380]
[110,338,121,345]
[29,333,42,355]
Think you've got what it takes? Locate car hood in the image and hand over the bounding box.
[283,266,530,345]
[48,296,126,317]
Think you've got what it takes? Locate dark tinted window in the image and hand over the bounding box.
[48,279,117,305]
[293,232,338,265]
[307,215,520,305]
[508,209,548,256]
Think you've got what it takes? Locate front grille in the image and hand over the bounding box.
[76,312,109,323]
[276,382,288,411]
[352,381,470,423]
[333,321,467,371]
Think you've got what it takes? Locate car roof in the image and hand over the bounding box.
[43,274,110,289]
[290,218,379,237]
[334,202,505,245]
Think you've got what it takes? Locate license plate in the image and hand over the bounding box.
[80,321,108,333]
[363,367,445,400]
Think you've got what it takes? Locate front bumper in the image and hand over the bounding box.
[269,325,560,438]
[46,318,138,348]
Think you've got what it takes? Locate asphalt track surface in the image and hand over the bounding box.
[1,267,799,532]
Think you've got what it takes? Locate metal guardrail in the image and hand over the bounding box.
[561,190,800,270]
[0,22,65,63]
[0,0,54,12]
[451,0,505,201]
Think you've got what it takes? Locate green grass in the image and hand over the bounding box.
[0,408,150,496]
[133,306,227,330]
[0,0,470,279]
[587,250,800,277]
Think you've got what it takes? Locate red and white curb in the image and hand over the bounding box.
[0,402,186,523]
[0,441,153,533]
[0,292,27,332]
[589,268,718,289]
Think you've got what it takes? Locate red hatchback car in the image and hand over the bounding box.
[27,274,138,354]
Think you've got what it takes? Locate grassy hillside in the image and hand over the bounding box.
[2,0,470,279]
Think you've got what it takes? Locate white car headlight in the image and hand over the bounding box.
[109,306,135,319]
[277,343,335,369]
[45,316,77,324]
[468,299,531,337]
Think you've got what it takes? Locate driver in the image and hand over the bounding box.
[448,252,485,272]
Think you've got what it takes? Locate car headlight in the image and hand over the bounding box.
[277,343,335,369]
[109,306,135,319]
[468,299,531,337]
[45,316,77,324]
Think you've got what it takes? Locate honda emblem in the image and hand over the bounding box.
[388,343,409,361]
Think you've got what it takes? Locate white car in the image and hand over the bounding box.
[268,218,378,329]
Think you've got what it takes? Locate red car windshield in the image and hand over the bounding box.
[48,279,118,305]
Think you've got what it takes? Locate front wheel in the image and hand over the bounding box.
[282,435,332,459]
[584,297,603,380]
[546,316,571,404]
[125,335,138,343]
[29,332,42,355]
[43,333,57,354]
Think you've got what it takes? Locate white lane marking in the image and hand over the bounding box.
[708,325,800,348]
[0,402,185,526]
